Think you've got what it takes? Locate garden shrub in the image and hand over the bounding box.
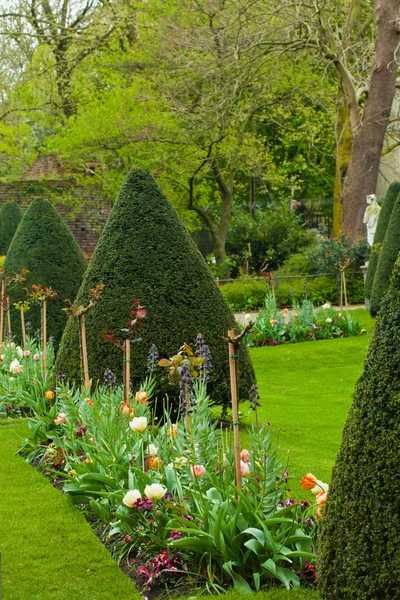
[274,253,311,276]
[365,181,400,300]
[0,201,22,255]
[305,234,369,275]
[318,258,400,600]
[220,279,267,311]
[227,202,312,272]
[4,198,88,347]
[55,169,255,409]
[370,193,400,316]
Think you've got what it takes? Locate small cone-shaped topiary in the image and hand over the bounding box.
[0,201,23,255]
[318,258,400,599]
[365,182,400,300]
[370,193,400,315]
[4,198,88,346]
[55,169,255,408]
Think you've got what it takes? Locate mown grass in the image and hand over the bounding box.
[0,419,140,600]
[245,309,374,497]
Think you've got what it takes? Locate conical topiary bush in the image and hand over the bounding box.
[0,201,23,255]
[4,198,88,346]
[370,193,400,315]
[365,182,400,300]
[318,257,400,599]
[55,169,255,408]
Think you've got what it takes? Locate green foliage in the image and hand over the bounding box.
[274,254,311,276]
[365,182,400,299]
[0,201,22,255]
[318,259,400,600]
[370,194,400,316]
[305,234,369,275]
[220,279,267,311]
[227,204,312,272]
[55,169,255,409]
[3,198,88,347]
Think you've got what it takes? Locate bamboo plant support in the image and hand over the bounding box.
[42,299,47,379]
[79,315,90,390]
[0,280,4,346]
[342,271,349,316]
[20,306,26,347]
[6,296,11,339]
[226,321,254,493]
[124,339,130,404]
[228,329,242,492]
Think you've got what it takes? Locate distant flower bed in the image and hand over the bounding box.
[247,294,366,347]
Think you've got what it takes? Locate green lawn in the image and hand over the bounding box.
[246,309,374,497]
[0,419,140,600]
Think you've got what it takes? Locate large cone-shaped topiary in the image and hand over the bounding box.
[318,258,400,599]
[370,193,400,315]
[4,198,88,346]
[55,169,255,408]
[365,182,400,300]
[0,201,23,255]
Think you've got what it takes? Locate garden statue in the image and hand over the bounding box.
[363,194,380,246]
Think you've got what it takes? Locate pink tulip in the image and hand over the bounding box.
[34,354,40,361]
[24,350,30,357]
[190,465,206,478]
[240,460,251,477]
[240,449,250,463]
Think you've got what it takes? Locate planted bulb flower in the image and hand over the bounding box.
[190,465,206,478]
[147,444,158,456]
[16,346,23,359]
[123,489,142,507]
[144,483,166,499]
[9,359,22,374]
[129,416,147,432]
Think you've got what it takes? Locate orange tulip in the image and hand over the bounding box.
[150,457,163,471]
[300,473,318,490]
[135,391,148,404]
[45,390,55,400]
[316,492,327,507]
[167,423,178,437]
[120,401,133,416]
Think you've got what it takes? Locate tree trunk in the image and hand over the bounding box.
[342,0,400,240]
[333,100,352,236]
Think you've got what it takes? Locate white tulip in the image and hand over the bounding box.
[144,483,167,499]
[16,346,23,359]
[326,317,332,323]
[123,489,142,507]
[322,303,331,310]
[129,416,147,432]
[9,359,22,374]
[311,480,329,495]
[147,444,158,456]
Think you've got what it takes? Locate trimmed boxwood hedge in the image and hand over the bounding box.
[55,169,255,409]
[370,193,400,316]
[3,198,88,347]
[365,182,400,300]
[0,201,23,255]
[318,258,400,599]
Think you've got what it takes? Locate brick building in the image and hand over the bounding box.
[0,153,111,257]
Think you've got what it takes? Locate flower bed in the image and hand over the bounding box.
[11,342,323,595]
[248,294,366,347]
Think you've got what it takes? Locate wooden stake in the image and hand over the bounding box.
[342,271,349,316]
[124,339,130,404]
[0,280,4,346]
[6,296,11,339]
[42,299,47,379]
[228,328,242,492]
[79,314,90,390]
[20,306,26,347]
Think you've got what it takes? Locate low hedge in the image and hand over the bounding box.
[221,273,365,310]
